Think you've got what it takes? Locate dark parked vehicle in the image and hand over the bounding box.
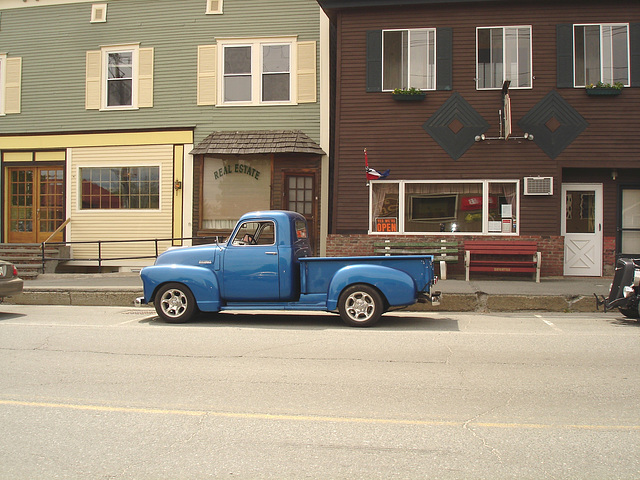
[595,257,640,319]
[0,260,23,299]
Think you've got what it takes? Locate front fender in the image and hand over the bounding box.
[326,264,416,311]
[140,265,221,312]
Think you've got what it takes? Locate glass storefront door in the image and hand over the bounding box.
[620,187,640,256]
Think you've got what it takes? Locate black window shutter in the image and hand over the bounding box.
[366,30,382,92]
[556,24,574,88]
[630,24,640,87]
[436,27,453,91]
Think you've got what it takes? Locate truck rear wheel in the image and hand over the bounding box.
[338,284,383,327]
[154,283,197,323]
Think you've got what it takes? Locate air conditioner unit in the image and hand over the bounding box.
[524,176,553,195]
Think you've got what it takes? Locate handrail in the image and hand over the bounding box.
[42,218,71,272]
[40,235,222,273]
[43,218,71,245]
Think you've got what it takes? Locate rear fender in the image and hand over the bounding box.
[326,264,416,311]
[140,265,221,312]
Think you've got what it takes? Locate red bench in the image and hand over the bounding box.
[464,241,541,282]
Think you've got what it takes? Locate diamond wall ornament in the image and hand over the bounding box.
[423,93,490,160]
[518,91,588,159]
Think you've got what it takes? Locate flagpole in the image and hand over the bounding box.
[364,148,369,187]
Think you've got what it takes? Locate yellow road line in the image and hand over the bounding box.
[0,399,638,431]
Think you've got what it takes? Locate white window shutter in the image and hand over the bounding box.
[138,47,154,108]
[4,57,22,114]
[197,45,217,105]
[297,41,316,103]
[85,50,102,110]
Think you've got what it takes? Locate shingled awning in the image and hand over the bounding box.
[190,130,325,156]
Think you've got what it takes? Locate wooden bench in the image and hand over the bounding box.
[464,240,541,282]
[373,240,459,280]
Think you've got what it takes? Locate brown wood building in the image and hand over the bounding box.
[317,0,640,277]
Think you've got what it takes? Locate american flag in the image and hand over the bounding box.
[364,149,389,181]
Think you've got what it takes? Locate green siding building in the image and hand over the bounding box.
[0,0,328,268]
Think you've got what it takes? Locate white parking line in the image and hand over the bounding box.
[535,314,563,332]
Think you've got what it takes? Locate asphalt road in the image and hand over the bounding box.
[0,306,639,479]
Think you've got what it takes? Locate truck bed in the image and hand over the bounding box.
[300,255,435,294]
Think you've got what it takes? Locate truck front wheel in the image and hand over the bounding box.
[154,283,197,323]
[338,284,383,327]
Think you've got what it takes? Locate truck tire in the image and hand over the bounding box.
[338,284,383,327]
[154,283,197,323]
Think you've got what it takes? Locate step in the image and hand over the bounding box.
[0,243,68,280]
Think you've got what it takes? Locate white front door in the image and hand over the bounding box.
[562,184,603,276]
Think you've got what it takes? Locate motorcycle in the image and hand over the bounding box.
[595,257,640,319]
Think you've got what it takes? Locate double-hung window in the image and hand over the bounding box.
[222,39,292,104]
[106,50,134,107]
[223,45,252,102]
[197,38,316,106]
[262,44,291,102]
[382,28,436,91]
[477,26,532,89]
[574,24,629,87]
[85,44,154,110]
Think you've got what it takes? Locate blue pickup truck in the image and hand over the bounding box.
[137,211,440,327]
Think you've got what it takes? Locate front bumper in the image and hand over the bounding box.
[134,296,147,307]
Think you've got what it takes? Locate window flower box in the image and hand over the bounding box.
[392,87,426,101]
[585,82,623,96]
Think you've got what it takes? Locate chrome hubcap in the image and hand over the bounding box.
[345,291,374,322]
[160,289,187,318]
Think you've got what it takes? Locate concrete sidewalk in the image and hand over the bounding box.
[3,272,612,313]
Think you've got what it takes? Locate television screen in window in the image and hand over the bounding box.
[408,194,458,222]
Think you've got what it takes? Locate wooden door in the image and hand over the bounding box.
[284,173,317,253]
[7,166,64,243]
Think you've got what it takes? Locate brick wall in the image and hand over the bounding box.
[603,236,616,276]
[326,234,566,278]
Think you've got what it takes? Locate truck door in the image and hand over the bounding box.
[222,220,280,301]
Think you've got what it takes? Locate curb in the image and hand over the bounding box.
[410,293,598,313]
[6,288,143,307]
[5,288,600,312]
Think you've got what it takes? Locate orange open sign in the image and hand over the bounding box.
[376,218,397,232]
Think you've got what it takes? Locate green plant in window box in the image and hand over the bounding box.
[392,87,426,101]
[585,81,624,96]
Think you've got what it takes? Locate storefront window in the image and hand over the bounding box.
[488,181,518,234]
[370,180,519,235]
[371,182,399,233]
[80,166,159,209]
[405,182,482,233]
[201,156,271,231]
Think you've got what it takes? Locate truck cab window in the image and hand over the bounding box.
[231,221,275,246]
